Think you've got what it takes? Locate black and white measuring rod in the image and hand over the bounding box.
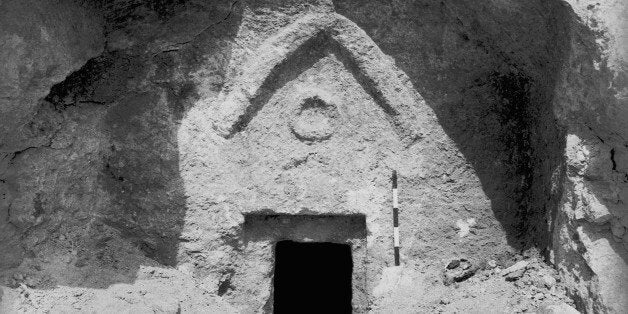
[392,170,400,266]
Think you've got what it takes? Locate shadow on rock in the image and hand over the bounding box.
[334,0,571,253]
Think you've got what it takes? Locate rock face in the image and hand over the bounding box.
[0,0,625,313]
[0,0,104,152]
[550,1,628,313]
[0,0,104,269]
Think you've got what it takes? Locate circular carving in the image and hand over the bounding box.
[291,96,337,142]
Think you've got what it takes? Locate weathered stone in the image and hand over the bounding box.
[23,276,37,288]
[0,0,103,151]
[443,259,478,285]
[487,260,497,268]
[461,261,472,270]
[447,260,461,270]
[553,0,628,311]
[505,268,526,282]
[542,275,556,288]
[502,260,529,277]
[611,219,626,238]
[537,302,580,314]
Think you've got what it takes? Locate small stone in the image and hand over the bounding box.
[461,260,472,270]
[442,264,477,285]
[58,234,66,241]
[505,268,526,281]
[610,221,626,238]
[447,260,461,269]
[487,260,497,268]
[440,297,451,305]
[13,273,23,281]
[24,276,37,288]
[75,257,88,268]
[502,260,529,277]
[534,292,545,300]
[542,275,556,288]
[442,273,455,286]
[531,277,546,289]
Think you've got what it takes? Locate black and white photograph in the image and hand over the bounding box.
[0,0,626,312]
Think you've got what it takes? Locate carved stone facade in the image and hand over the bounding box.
[176,10,513,312]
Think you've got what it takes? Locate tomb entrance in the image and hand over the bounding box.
[242,214,368,313]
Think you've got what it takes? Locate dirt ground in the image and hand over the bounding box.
[1,249,579,313]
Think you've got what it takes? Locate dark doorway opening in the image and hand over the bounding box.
[273,240,353,313]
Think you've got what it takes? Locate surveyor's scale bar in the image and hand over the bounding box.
[392,170,400,266]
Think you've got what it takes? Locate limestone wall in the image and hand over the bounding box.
[0,0,104,269]
[551,0,628,312]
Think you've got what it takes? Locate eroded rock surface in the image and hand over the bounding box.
[551,0,628,312]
